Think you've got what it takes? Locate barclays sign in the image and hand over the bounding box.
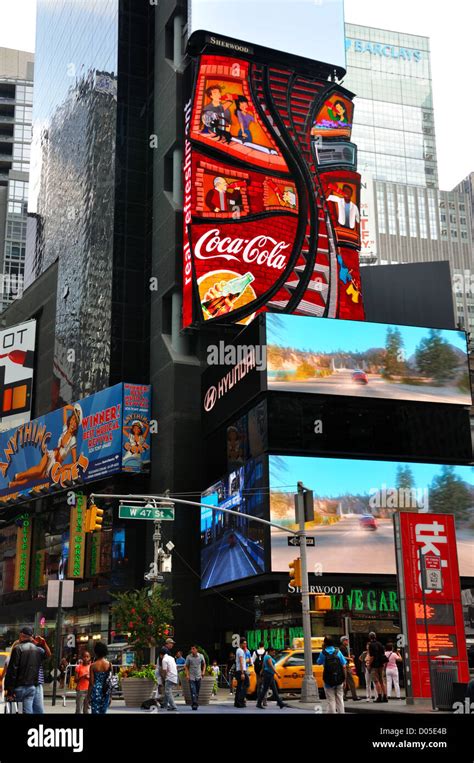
[346,38,422,62]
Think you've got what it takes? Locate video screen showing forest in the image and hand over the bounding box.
[266,315,471,406]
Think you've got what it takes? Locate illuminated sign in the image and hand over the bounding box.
[183,47,364,327]
[246,627,304,651]
[14,515,33,591]
[395,513,469,699]
[0,383,151,505]
[346,39,422,62]
[269,455,474,578]
[89,532,102,576]
[0,320,36,433]
[68,494,87,579]
[34,549,46,587]
[266,315,472,406]
[330,589,399,613]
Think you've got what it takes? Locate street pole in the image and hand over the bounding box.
[149,518,162,665]
[51,580,63,707]
[296,483,318,703]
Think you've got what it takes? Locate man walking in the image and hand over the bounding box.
[185,645,206,710]
[368,631,388,703]
[159,647,178,711]
[317,636,346,714]
[340,636,360,701]
[234,639,249,708]
[252,641,267,707]
[3,627,45,714]
[256,647,286,710]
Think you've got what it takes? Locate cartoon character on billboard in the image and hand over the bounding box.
[201,84,233,143]
[311,98,353,137]
[326,183,360,230]
[205,177,244,214]
[8,403,83,488]
[234,95,255,143]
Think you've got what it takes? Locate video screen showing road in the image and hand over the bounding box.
[201,457,266,588]
[266,314,472,406]
[269,455,474,576]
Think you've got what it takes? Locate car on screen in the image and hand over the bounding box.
[359,514,377,531]
[351,370,368,384]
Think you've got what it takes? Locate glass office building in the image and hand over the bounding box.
[0,48,34,310]
[26,0,152,404]
[344,24,437,187]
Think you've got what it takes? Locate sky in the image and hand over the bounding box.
[0,0,471,189]
[267,315,468,357]
[269,455,474,497]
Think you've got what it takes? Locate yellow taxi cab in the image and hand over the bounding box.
[0,651,10,689]
[243,638,359,698]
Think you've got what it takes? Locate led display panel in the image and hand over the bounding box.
[269,455,474,577]
[266,314,472,406]
[184,46,364,327]
[0,320,36,432]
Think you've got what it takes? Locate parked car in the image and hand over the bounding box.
[359,514,377,530]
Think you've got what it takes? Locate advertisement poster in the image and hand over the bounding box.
[395,512,469,697]
[267,315,472,406]
[0,320,36,432]
[269,455,474,577]
[0,383,151,504]
[184,49,364,327]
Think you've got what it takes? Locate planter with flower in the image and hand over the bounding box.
[111,586,174,708]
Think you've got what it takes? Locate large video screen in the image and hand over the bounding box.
[0,320,36,432]
[269,455,474,577]
[201,456,266,589]
[267,315,472,406]
[183,49,364,327]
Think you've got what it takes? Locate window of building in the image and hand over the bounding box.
[376,187,386,234]
[397,189,407,236]
[417,189,428,238]
[407,188,417,237]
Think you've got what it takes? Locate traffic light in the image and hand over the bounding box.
[288,557,302,587]
[85,503,104,532]
[309,595,332,613]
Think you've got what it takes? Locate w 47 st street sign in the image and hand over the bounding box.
[119,505,175,521]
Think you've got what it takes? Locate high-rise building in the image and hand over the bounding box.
[0,48,34,311]
[344,24,474,333]
[344,24,438,187]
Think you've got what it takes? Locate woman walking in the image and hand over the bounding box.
[359,642,376,702]
[88,642,113,714]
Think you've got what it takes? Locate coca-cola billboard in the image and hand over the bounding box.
[183,41,365,327]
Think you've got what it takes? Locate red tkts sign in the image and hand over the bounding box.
[183,50,365,327]
[395,513,469,698]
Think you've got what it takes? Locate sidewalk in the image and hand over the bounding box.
[286,697,450,714]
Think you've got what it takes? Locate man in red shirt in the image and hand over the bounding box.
[75,652,91,714]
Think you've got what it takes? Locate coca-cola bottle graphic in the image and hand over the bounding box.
[183,39,365,327]
[202,272,255,318]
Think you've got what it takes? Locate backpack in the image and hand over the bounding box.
[372,641,389,668]
[322,648,345,688]
[253,651,266,676]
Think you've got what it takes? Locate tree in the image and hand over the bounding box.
[429,466,472,520]
[111,586,174,666]
[383,327,406,379]
[415,329,459,385]
[396,464,415,490]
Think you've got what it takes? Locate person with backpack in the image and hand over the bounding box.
[317,636,347,713]
[367,631,388,703]
[256,646,287,710]
[252,642,267,707]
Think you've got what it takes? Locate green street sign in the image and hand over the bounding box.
[119,506,175,521]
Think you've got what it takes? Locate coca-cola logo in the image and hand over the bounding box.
[194,228,289,270]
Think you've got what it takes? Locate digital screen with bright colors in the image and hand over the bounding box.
[0,320,36,432]
[266,314,472,406]
[183,48,364,327]
[0,383,151,505]
[200,457,266,589]
[269,455,474,577]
